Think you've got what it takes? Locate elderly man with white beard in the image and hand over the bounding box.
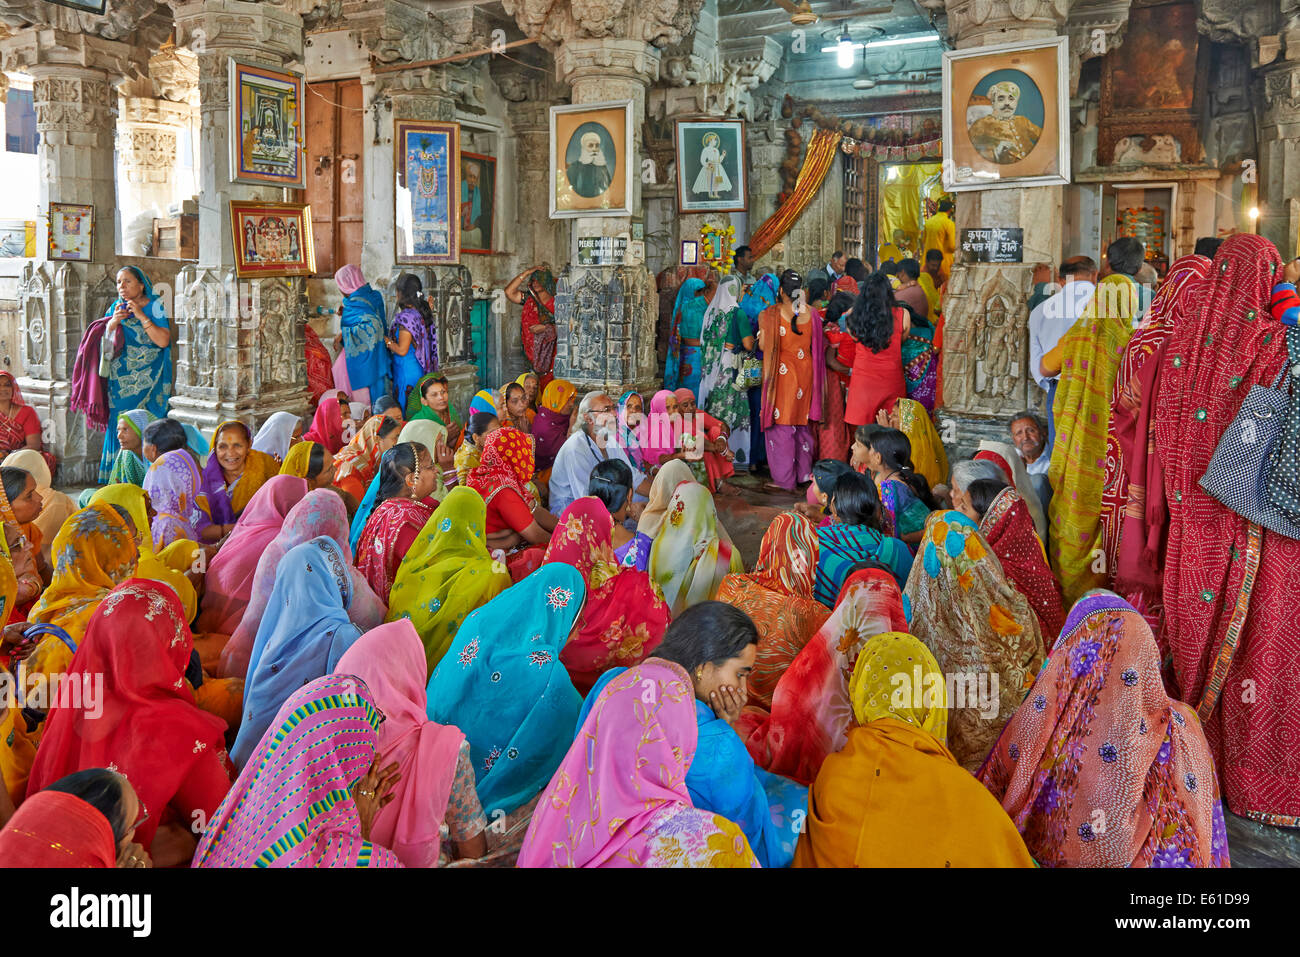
[566,131,613,198]
[548,391,651,517]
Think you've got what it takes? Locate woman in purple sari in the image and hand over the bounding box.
[532,378,576,473]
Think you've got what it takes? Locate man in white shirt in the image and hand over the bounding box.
[1028,255,1097,454]
[549,390,651,517]
[1009,410,1051,510]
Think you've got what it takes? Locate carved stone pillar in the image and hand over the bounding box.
[166,0,308,435]
[1257,55,1300,255]
[919,0,1073,441]
[117,94,192,255]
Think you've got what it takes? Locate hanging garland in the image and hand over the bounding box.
[777,94,943,204]
[700,222,736,273]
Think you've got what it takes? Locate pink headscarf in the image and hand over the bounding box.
[520,658,728,868]
[334,264,365,297]
[634,390,677,468]
[218,488,386,678]
[195,475,309,634]
[335,620,465,868]
[672,388,695,407]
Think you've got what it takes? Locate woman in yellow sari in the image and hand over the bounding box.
[386,487,512,671]
[0,551,36,810]
[879,397,949,489]
[794,631,1035,868]
[1043,272,1137,604]
[647,482,744,616]
[24,504,139,681]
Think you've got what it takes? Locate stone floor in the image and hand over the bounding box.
[719,474,1300,868]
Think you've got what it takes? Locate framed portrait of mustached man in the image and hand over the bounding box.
[549,101,633,218]
[941,37,1070,192]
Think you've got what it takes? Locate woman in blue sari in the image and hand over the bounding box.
[664,277,708,398]
[95,266,172,483]
[388,273,439,410]
[576,601,806,868]
[426,563,586,820]
[333,264,388,403]
[230,535,363,769]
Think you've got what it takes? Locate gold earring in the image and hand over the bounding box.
[694,665,704,681]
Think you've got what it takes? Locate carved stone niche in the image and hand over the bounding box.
[553,265,656,393]
[386,264,478,412]
[939,265,1035,419]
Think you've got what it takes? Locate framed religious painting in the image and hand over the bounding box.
[228,59,305,188]
[395,120,459,264]
[941,37,1070,192]
[48,203,93,261]
[675,119,747,213]
[229,201,316,278]
[459,150,496,254]
[46,0,107,11]
[549,101,633,218]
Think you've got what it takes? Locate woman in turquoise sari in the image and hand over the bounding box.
[94,266,172,483]
[664,277,709,398]
[426,563,587,820]
[902,311,939,411]
[333,265,389,403]
[575,601,807,868]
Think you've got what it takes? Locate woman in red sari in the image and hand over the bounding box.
[544,496,669,695]
[354,442,439,604]
[1153,233,1300,825]
[303,324,335,405]
[0,372,54,475]
[971,482,1065,640]
[1103,253,1212,633]
[505,265,557,388]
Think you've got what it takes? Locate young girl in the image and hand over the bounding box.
[852,425,939,546]
[587,459,636,563]
[797,459,854,528]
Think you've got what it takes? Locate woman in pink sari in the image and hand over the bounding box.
[195,475,308,635]
[736,567,909,785]
[217,488,386,678]
[1103,253,1211,633]
[544,497,670,695]
[518,658,760,868]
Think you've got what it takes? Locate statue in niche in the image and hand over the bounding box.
[973,292,1018,400]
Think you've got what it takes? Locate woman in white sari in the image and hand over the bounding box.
[697,275,754,469]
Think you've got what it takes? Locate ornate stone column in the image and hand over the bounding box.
[165,0,308,435]
[919,0,1075,451]
[0,25,142,481]
[1257,44,1300,255]
[117,91,193,254]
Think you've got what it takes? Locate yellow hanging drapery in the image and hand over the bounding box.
[748,128,844,260]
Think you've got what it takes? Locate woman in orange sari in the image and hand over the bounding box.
[715,512,828,708]
[332,414,402,502]
[757,270,824,493]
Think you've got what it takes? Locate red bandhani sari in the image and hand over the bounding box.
[355,497,436,605]
[521,293,556,387]
[304,325,335,405]
[1153,233,1300,826]
[544,497,669,696]
[1104,254,1212,634]
[466,427,545,582]
[979,486,1065,640]
[736,568,908,786]
[715,511,829,708]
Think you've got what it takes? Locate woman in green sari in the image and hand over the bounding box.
[406,372,463,449]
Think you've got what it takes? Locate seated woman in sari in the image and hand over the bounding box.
[795,632,1034,868]
[0,768,151,868]
[303,393,351,455]
[0,371,55,476]
[143,449,210,550]
[427,564,586,854]
[74,267,172,483]
[648,481,743,617]
[664,277,710,398]
[332,414,401,502]
[335,619,487,867]
[194,674,402,868]
[796,459,853,528]
[387,274,438,410]
[579,603,806,868]
[544,498,669,695]
[635,391,709,488]
[978,592,1230,868]
[406,374,462,449]
[332,264,389,406]
[280,440,337,489]
[716,512,829,708]
[24,504,139,682]
[465,428,556,582]
[107,409,153,487]
[352,443,438,605]
[532,379,576,473]
[587,460,636,564]
[499,381,532,434]
[395,418,452,497]
[0,465,49,599]
[231,537,365,768]
[251,410,303,464]
[854,425,940,546]
[387,487,511,672]
[976,440,1048,541]
[878,397,948,489]
[455,411,499,485]
[195,474,307,635]
[516,371,540,417]
[673,389,738,495]
[905,511,1046,771]
[218,489,386,680]
[738,568,909,785]
[3,450,75,565]
[813,471,912,603]
[621,459,694,571]
[27,580,231,867]
[956,477,1065,639]
[617,390,644,467]
[198,420,281,542]
[520,657,759,869]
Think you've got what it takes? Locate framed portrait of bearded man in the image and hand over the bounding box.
[941,37,1070,192]
[549,101,633,218]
